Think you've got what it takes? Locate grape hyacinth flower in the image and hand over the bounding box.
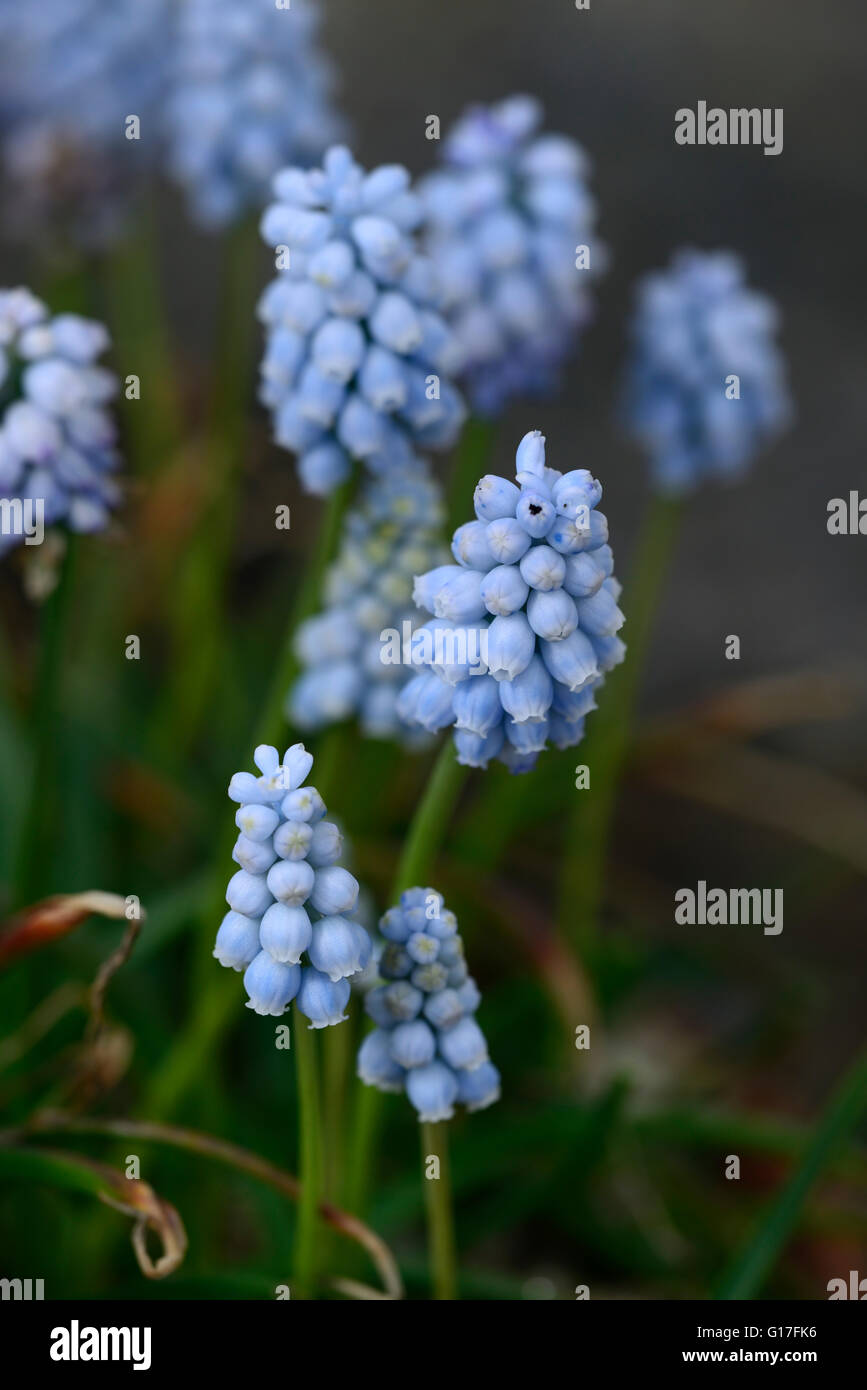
[0,0,167,245]
[165,0,341,229]
[0,288,122,555]
[215,743,372,1028]
[623,249,792,493]
[399,430,624,774]
[420,94,602,416]
[258,145,466,495]
[288,461,448,739]
[357,888,500,1122]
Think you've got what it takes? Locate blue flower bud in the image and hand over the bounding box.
[232,834,278,876]
[454,723,505,768]
[359,345,409,412]
[485,515,533,565]
[406,1061,459,1122]
[309,915,369,981]
[389,1019,436,1068]
[527,587,578,640]
[423,988,465,1030]
[552,683,598,720]
[310,317,366,383]
[562,551,606,598]
[306,821,344,867]
[310,865,359,916]
[518,544,566,591]
[411,962,450,993]
[379,907,412,943]
[259,903,313,965]
[552,468,602,515]
[357,1029,406,1092]
[226,870,273,918]
[297,441,352,495]
[431,567,488,623]
[473,473,520,521]
[452,519,496,569]
[214,911,261,971]
[514,429,547,479]
[235,804,281,842]
[505,716,549,753]
[380,943,413,979]
[498,655,553,722]
[486,613,535,680]
[456,978,482,1013]
[456,1061,501,1111]
[297,968,350,1028]
[273,820,314,861]
[266,858,315,906]
[280,786,327,823]
[516,489,556,538]
[574,585,625,637]
[438,1016,489,1071]
[383,981,424,1020]
[540,630,599,692]
[244,952,301,1016]
[407,932,440,965]
[452,673,503,736]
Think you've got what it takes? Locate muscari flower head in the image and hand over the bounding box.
[288,461,449,740]
[165,0,342,229]
[0,288,121,555]
[357,887,500,1122]
[216,743,373,1027]
[258,145,466,495]
[420,94,602,417]
[398,430,624,775]
[623,248,792,493]
[0,0,167,245]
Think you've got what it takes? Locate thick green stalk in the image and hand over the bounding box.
[292,1005,324,1299]
[421,1121,457,1299]
[345,743,468,1215]
[557,494,683,953]
[716,1046,867,1300]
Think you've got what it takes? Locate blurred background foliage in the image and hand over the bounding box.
[0,0,865,1299]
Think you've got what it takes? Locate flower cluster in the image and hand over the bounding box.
[215,743,372,1028]
[420,94,602,416]
[399,431,624,773]
[0,288,121,555]
[357,888,500,1122]
[0,0,167,244]
[258,145,465,495]
[623,249,792,492]
[164,0,341,229]
[288,463,448,740]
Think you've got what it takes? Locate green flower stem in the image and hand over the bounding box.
[421,1120,457,1299]
[557,494,683,955]
[292,1004,324,1299]
[12,537,77,908]
[143,486,352,1122]
[716,1045,867,1300]
[345,743,468,1216]
[447,416,496,532]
